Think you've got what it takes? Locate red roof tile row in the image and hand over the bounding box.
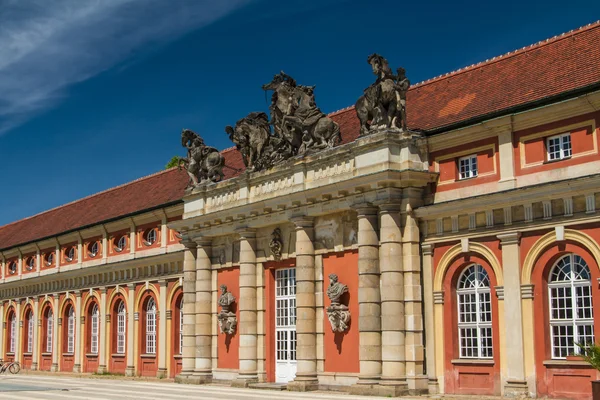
[2,21,600,251]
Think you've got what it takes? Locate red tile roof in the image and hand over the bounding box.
[2,21,600,251]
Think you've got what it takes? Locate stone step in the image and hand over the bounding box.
[248,383,287,391]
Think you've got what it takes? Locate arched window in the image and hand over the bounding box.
[116,301,126,354]
[26,310,33,353]
[90,304,99,354]
[9,312,16,353]
[179,297,183,355]
[548,253,594,358]
[146,298,156,354]
[67,306,75,353]
[46,309,53,353]
[457,264,493,358]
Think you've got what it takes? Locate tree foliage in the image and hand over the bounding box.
[576,342,600,371]
[165,156,181,169]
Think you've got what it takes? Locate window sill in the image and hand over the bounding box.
[457,176,478,182]
[543,359,590,367]
[63,353,74,356]
[23,353,32,356]
[85,353,99,358]
[451,358,494,365]
[140,354,156,359]
[173,355,183,360]
[6,353,14,356]
[111,354,126,358]
[41,353,52,356]
[543,156,571,165]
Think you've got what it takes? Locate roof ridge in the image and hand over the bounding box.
[411,20,600,88]
[0,167,183,232]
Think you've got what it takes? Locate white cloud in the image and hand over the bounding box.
[0,0,252,134]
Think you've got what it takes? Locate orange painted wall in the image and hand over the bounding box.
[217,267,240,370]
[514,111,600,176]
[323,251,359,373]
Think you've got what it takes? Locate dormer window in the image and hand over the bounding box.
[26,257,35,271]
[65,246,75,262]
[88,242,99,258]
[143,228,157,246]
[547,133,571,161]
[115,235,127,252]
[458,155,478,180]
[8,261,17,275]
[45,253,54,267]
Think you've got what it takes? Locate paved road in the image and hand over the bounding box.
[0,375,421,400]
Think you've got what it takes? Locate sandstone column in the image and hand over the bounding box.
[288,217,318,391]
[157,279,168,378]
[73,291,82,372]
[97,287,107,373]
[125,283,135,376]
[193,238,213,383]
[233,229,258,387]
[378,203,408,396]
[402,201,427,393]
[421,244,438,393]
[51,296,59,371]
[497,232,528,396]
[350,204,382,395]
[0,302,4,360]
[176,242,197,382]
[32,299,39,370]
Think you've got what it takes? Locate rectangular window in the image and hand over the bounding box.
[67,314,75,353]
[9,319,15,353]
[91,313,99,354]
[117,308,126,354]
[547,133,572,161]
[47,316,53,353]
[27,319,33,353]
[146,311,156,354]
[458,155,478,180]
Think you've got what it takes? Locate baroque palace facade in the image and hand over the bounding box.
[2,21,600,399]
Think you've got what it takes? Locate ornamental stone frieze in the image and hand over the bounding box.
[325,274,350,333]
[217,284,237,335]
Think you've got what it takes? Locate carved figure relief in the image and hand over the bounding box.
[326,273,350,333]
[356,54,410,136]
[179,129,225,187]
[269,227,283,260]
[217,284,237,335]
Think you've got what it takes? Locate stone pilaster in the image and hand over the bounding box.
[402,202,427,394]
[125,284,135,376]
[193,238,213,383]
[0,302,4,359]
[97,287,108,373]
[176,241,197,382]
[421,244,438,394]
[31,298,39,370]
[73,291,82,373]
[378,203,409,396]
[288,217,318,392]
[51,296,59,371]
[497,232,529,396]
[15,301,21,364]
[350,204,382,395]
[157,280,168,378]
[233,229,259,387]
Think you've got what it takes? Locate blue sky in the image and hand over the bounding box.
[1,0,599,226]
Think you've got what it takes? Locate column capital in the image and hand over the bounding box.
[521,284,534,299]
[421,243,433,256]
[180,239,197,249]
[291,216,314,228]
[193,237,213,247]
[495,286,505,300]
[497,232,521,245]
[158,279,168,288]
[377,202,402,214]
[99,287,108,294]
[351,202,379,216]
[127,283,136,290]
[236,227,256,239]
[74,290,82,298]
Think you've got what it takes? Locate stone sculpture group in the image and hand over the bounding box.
[180,54,409,187]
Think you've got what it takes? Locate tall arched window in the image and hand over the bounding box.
[179,297,183,355]
[27,310,33,353]
[67,306,75,353]
[46,309,53,353]
[457,264,493,358]
[90,304,99,354]
[146,298,156,354]
[9,312,16,353]
[116,301,126,354]
[549,253,594,358]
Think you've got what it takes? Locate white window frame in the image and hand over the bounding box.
[116,302,126,354]
[145,298,157,354]
[27,311,34,353]
[9,315,16,353]
[90,304,99,354]
[116,236,127,252]
[27,257,35,270]
[89,242,99,257]
[547,132,572,161]
[66,247,75,262]
[457,264,493,359]
[144,229,157,246]
[548,253,594,359]
[67,307,75,354]
[46,310,53,353]
[45,253,54,266]
[458,154,478,180]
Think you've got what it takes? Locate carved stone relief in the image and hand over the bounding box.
[217,284,237,335]
[326,274,350,333]
[269,228,283,260]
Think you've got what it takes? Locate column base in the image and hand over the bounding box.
[232,373,259,388]
[504,380,529,398]
[125,366,135,377]
[96,365,107,374]
[50,364,59,372]
[156,368,167,379]
[72,364,81,373]
[378,378,409,397]
[287,375,319,392]
[427,377,439,394]
[406,375,429,395]
[175,372,211,384]
[31,363,38,371]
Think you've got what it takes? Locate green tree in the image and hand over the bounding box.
[165,156,182,169]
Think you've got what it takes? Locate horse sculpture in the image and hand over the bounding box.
[225,112,271,171]
[179,129,225,186]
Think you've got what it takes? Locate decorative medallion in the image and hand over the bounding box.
[269,228,283,260]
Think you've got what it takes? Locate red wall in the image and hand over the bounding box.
[217,267,240,370]
[323,251,359,373]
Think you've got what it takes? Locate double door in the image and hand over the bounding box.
[275,268,297,383]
